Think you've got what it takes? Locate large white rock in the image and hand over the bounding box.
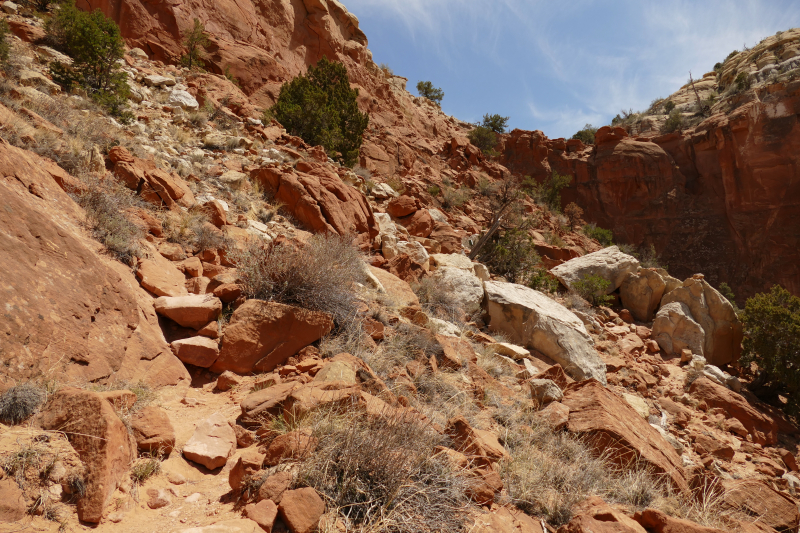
[430,253,472,271]
[551,246,639,294]
[431,266,484,313]
[659,277,743,366]
[620,268,667,322]
[483,281,606,384]
[167,89,199,110]
[651,301,705,357]
[372,182,399,200]
[143,74,176,87]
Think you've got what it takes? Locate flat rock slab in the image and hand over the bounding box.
[563,380,688,493]
[183,412,236,470]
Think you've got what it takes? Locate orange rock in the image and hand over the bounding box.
[131,406,176,453]
[278,488,325,533]
[245,499,278,531]
[634,508,725,533]
[37,388,134,523]
[229,448,265,491]
[560,496,646,533]
[183,412,236,470]
[137,251,189,297]
[386,195,418,217]
[263,430,317,467]
[257,471,293,504]
[563,380,689,493]
[212,300,333,374]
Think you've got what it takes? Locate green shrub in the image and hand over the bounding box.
[572,274,613,307]
[663,101,676,114]
[180,18,210,70]
[416,80,444,104]
[231,232,365,324]
[480,113,510,133]
[523,171,572,212]
[0,383,46,424]
[0,20,10,64]
[571,124,597,144]
[78,183,143,265]
[427,184,440,197]
[662,108,683,133]
[476,228,540,284]
[440,185,471,210]
[718,282,737,308]
[740,286,800,414]
[467,125,497,155]
[735,71,752,92]
[528,268,559,293]
[270,57,369,167]
[46,1,131,120]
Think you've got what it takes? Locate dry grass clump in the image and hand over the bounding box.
[130,453,162,484]
[412,276,467,323]
[0,382,46,424]
[499,406,665,527]
[231,233,365,324]
[77,179,145,265]
[298,409,471,532]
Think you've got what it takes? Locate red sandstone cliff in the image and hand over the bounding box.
[500,80,800,301]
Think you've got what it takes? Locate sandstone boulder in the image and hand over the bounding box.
[563,380,688,493]
[252,165,378,240]
[652,302,705,357]
[37,388,133,523]
[211,300,333,374]
[386,195,418,217]
[620,268,667,322]
[688,377,782,445]
[279,488,325,533]
[154,295,223,329]
[560,496,646,533]
[171,336,220,367]
[432,266,484,313]
[551,246,639,294]
[229,448,265,491]
[263,430,318,467]
[137,252,188,297]
[484,281,606,384]
[257,471,293,504]
[131,406,176,453]
[244,499,277,531]
[183,412,236,470]
[722,480,799,533]
[529,378,563,404]
[660,277,743,366]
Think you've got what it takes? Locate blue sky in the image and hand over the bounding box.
[344,0,800,138]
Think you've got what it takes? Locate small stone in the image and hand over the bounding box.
[168,472,186,485]
[185,493,202,503]
[108,512,125,523]
[147,488,172,509]
[216,371,243,392]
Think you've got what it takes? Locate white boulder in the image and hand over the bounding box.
[551,246,639,294]
[652,302,705,357]
[483,281,606,384]
[167,89,199,110]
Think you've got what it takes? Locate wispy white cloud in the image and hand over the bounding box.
[345,0,800,137]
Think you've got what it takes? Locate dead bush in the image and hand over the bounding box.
[231,233,365,324]
[412,276,466,323]
[77,181,144,265]
[0,382,47,425]
[298,408,471,532]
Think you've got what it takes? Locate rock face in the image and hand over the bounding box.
[551,246,640,294]
[500,80,800,301]
[183,412,237,470]
[0,140,188,388]
[211,300,333,374]
[562,380,689,493]
[483,281,606,384]
[620,268,667,322]
[660,277,743,366]
[652,302,706,357]
[37,388,134,523]
[252,164,378,241]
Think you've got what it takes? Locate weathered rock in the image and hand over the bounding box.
[137,252,189,297]
[131,406,176,453]
[278,488,325,533]
[551,246,640,294]
[0,479,26,523]
[432,266,484,313]
[484,281,606,384]
[688,377,782,445]
[36,388,133,523]
[529,379,563,404]
[183,412,236,470]
[489,342,531,360]
[660,277,743,366]
[535,400,570,430]
[445,416,508,462]
[386,195,418,217]
[263,430,318,467]
[240,381,301,422]
[244,499,278,531]
[563,380,688,493]
[281,383,361,420]
[620,268,667,322]
[211,300,333,374]
[396,209,434,238]
[253,165,378,241]
[471,505,545,533]
[368,266,420,308]
[168,89,200,110]
[171,336,220,367]
[634,508,725,533]
[560,496,646,533]
[257,471,293,504]
[147,488,172,509]
[216,371,243,391]
[652,302,706,357]
[229,448,265,491]
[722,480,799,533]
